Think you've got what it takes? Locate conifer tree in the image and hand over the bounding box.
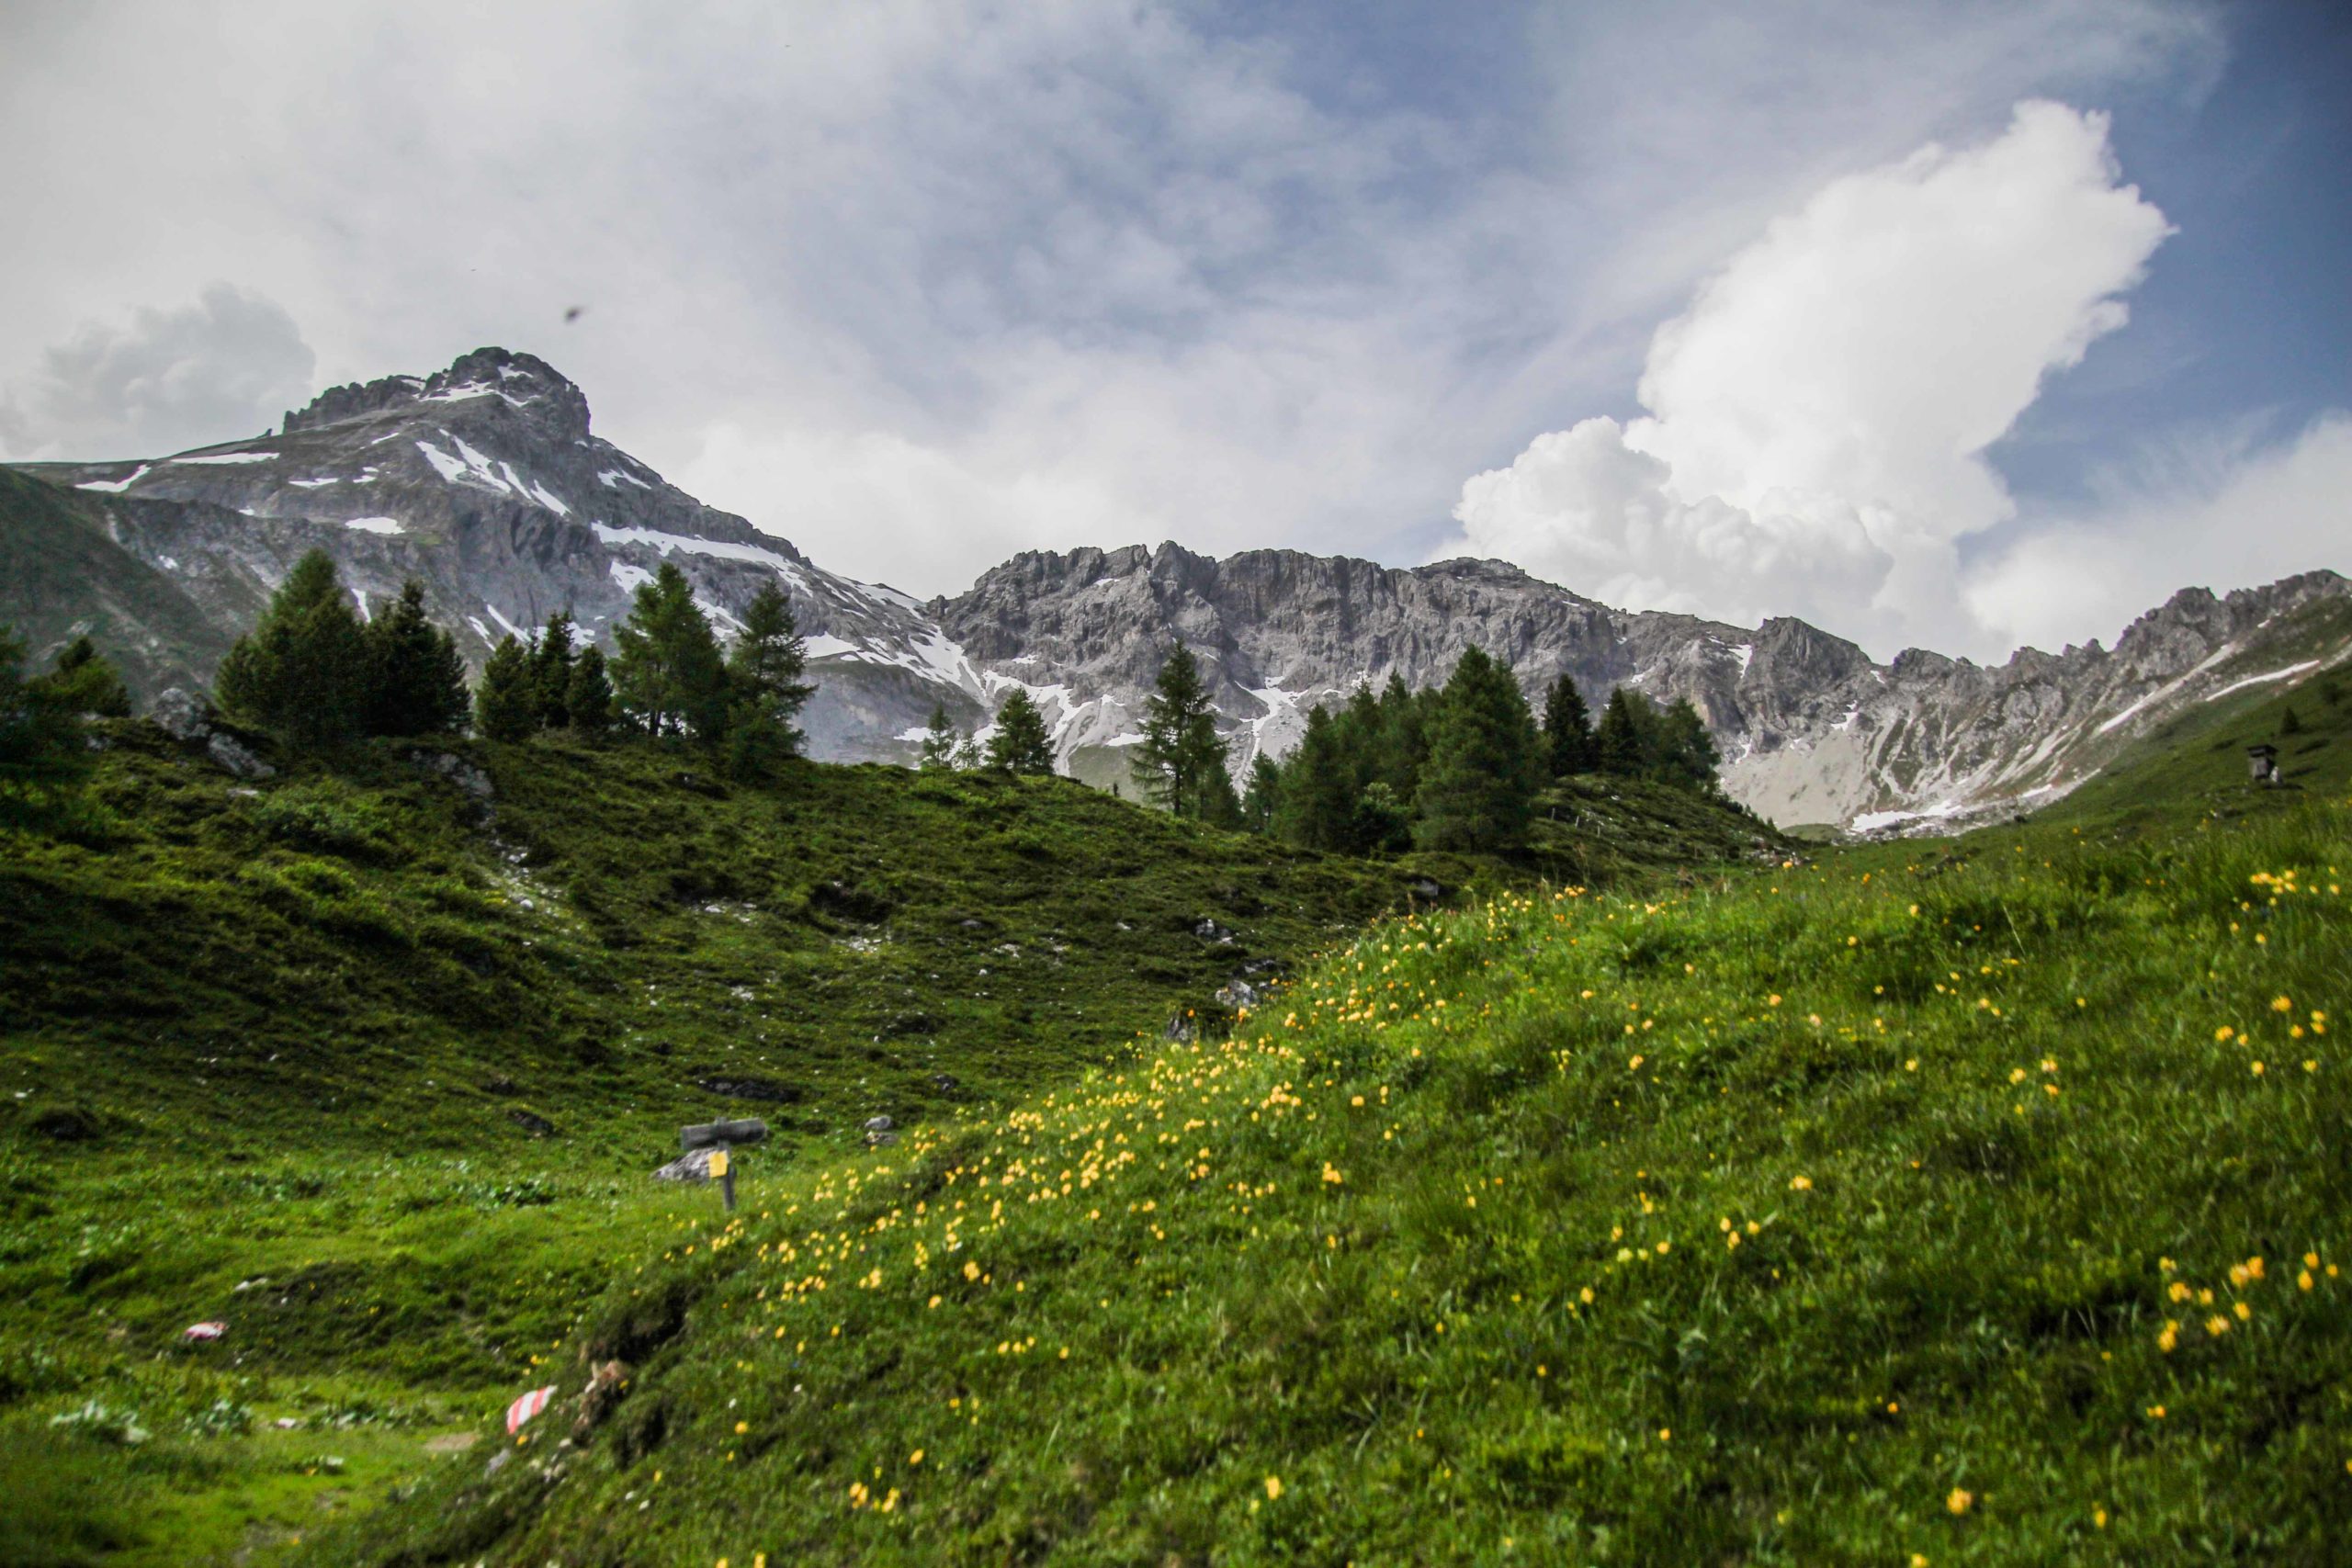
[1596,687,1652,775]
[215,549,368,751]
[1541,672,1599,777]
[529,612,576,729]
[1653,697,1722,792]
[984,689,1056,774]
[364,581,469,737]
[1374,672,1427,800]
[33,637,131,717]
[1133,645,1232,818]
[1275,705,1354,850]
[474,636,539,741]
[722,582,817,781]
[1414,646,1540,853]
[610,563,728,742]
[918,705,960,771]
[1,625,91,828]
[1240,753,1282,833]
[566,646,616,741]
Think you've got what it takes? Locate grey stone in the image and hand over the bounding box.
[149,687,214,741]
[205,731,275,780]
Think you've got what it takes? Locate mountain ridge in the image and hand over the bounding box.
[7,344,2345,831]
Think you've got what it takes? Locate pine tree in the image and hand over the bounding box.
[1596,688,1652,775]
[215,549,368,751]
[566,646,616,740]
[364,581,469,737]
[722,581,816,780]
[1240,753,1282,833]
[474,636,539,741]
[1541,672,1599,777]
[918,705,960,771]
[2281,705,2303,736]
[1414,646,1541,853]
[1653,697,1722,791]
[1275,705,1355,851]
[34,637,131,716]
[1,624,91,828]
[985,689,1056,774]
[610,563,728,742]
[1133,645,1233,818]
[529,612,576,730]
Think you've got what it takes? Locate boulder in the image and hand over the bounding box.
[149,687,213,742]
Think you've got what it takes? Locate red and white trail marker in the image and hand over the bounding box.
[505,1384,559,1435]
[183,1321,226,1341]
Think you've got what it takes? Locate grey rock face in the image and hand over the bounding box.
[17,346,983,761]
[21,347,2348,830]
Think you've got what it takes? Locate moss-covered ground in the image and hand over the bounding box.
[0,727,1777,1564]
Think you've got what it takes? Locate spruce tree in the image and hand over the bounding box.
[364,581,469,737]
[1541,672,1599,777]
[34,637,131,717]
[1275,705,1354,851]
[610,563,729,742]
[1,625,91,827]
[1653,697,1722,792]
[1240,753,1282,833]
[722,582,817,781]
[566,646,616,740]
[918,705,959,771]
[529,612,576,729]
[474,636,539,741]
[1596,688,1653,775]
[1374,672,1427,801]
[1414,646,1541,853]
[215,549,368,751]
[985,689,1056,774]
[1133,645,1232,818]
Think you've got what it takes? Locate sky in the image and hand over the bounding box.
[2,0,2345,663]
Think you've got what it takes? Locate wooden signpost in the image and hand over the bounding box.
[681,1119,766,1213]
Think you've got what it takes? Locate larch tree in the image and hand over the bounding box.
[723,581,816,781]
[610,563,728,743]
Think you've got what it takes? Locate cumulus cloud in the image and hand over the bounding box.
[0,284,314,461]
[1962,414,2352,652]
[0,0,2220,597]
[1444,101,2173,655]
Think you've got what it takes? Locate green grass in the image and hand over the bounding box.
[0,726,1776,1563]
[279,677,2352,1565]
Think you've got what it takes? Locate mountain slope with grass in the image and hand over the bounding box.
[0,721,1779,1564]
[294,673,2352,1565]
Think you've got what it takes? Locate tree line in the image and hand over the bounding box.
[911,639,1724,856]
[212,550,818,779]
[1232,649,1720,856]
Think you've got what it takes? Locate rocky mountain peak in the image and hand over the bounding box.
[283,346,592,444]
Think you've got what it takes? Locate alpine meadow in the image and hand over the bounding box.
[5,3,2351,1564]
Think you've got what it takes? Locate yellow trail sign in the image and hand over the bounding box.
[707,1148,730,1179]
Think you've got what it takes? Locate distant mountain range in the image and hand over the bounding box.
[7,346,2346,830]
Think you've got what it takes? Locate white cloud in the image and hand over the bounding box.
[0,283,314,460]
[0,3,2229,604]
[1962,414,2352,652]
[1444,101,2173,656]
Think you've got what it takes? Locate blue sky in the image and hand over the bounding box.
[1,0,2344,660]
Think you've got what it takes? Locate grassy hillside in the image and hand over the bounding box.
[0,468,237,698]
[0,726,1777,1564]
[278,680,2352,1565]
